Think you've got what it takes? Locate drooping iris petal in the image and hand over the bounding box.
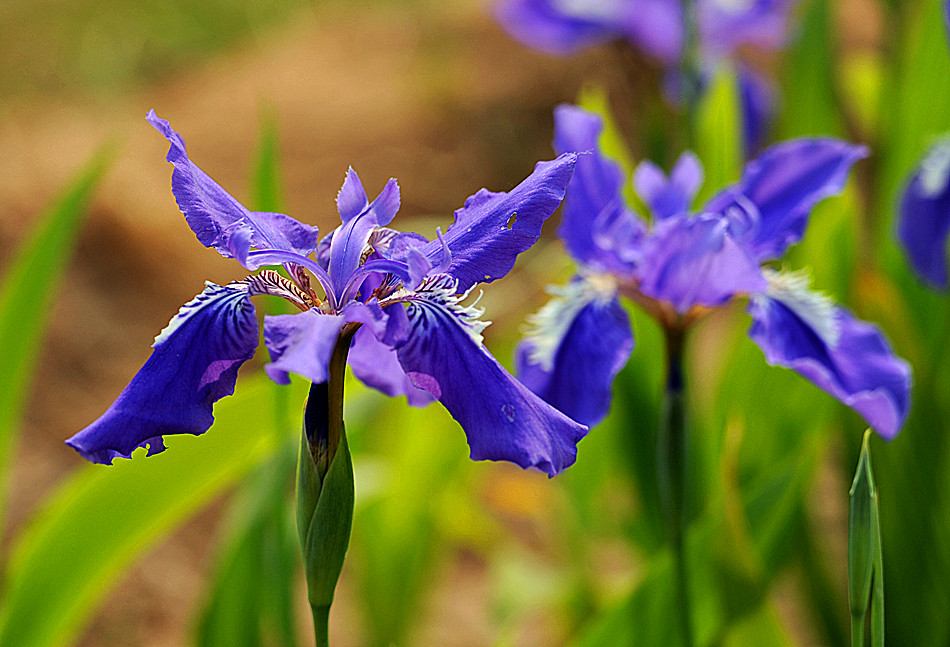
[554,105,643,275]
[263,310,345,385]
[898,139,950,289]
[636,214,767,312]
[633,152,703,221]
[66,282,259,464]
[704,138,868,262]
[347,325,433,407]
[748,294,911,439]
[422,153,577,292]
[327,172,400,298]
[147,111,320,265]
[393,275,587,476]
[516,276,633,426]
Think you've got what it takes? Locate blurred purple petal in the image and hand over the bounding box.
[495,0,632,55]
[394,275,587,476]
[263,310,345,385]
[66,282,259,464]
[554,105,644,274]
[738,66,776,157]
[147,111,320,265]
[748,290,911,439]
[633,152,703,221]
[423,153,576,292]
[700,0,796,59]
[636,214,766,312]
[898,140,950,289]
[704,138,868,262]
[517,278,632,426]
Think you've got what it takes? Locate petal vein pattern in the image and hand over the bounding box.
[67,282,259,464]
[393,275,587,476]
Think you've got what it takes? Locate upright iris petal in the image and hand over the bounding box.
[421,153,576,292]
[633,152,703,221]
[147,111,320,264]
[898,138,950,289]
[67,282,259,464]
[554,105,644,275]
[704,139,869,262]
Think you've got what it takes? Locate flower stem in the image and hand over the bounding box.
[680,0,703,149]
[658,327,694,647]
[312,605,331,647]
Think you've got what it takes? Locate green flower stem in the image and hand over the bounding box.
[679,0,703,148]
[658,326,694,647]
[298,323,360,647]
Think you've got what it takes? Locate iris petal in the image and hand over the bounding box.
[421,153,576,292]
[66,282,259,464]
[633,152,703,221]
[263,311,345,385]
[636,214,767,313]
[898,141,950,289]
[704,138,868,262]
[517,279,633,426]
[554,105,644,275]
[147,111,320,265]
[747,295,911,439]
[347,326,433,407]
[393,277,587,476]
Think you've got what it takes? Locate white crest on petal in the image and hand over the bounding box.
[153,281,251,348]
[919,137,950,197]
[522,273,618,371]
[402,273,491,346]
[552,0,622,20]
[757,268,840,346]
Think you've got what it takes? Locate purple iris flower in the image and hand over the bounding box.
[495,0,794,153]
[66,111,587,477]
[516,105,911,438]
[898,138,950,289]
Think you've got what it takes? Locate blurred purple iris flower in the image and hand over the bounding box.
[516,105,911,438]
[898,138,950,289]
[67,111,587,477]
[495,0,798,153]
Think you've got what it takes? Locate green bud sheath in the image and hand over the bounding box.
[297,326,358,647]
[848,429,884,647]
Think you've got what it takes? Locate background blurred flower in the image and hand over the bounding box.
[516,104,911,438]
[898,137,950,289]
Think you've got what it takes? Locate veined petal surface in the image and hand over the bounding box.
[147,111,320,264]
[517,276,633,426]
[705,138,867,262]
[748,294,911,439]
[422,153,576,292]
[66,282,259,464]
[393,275,587,476]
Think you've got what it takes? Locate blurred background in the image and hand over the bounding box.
[1,0,947,646]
